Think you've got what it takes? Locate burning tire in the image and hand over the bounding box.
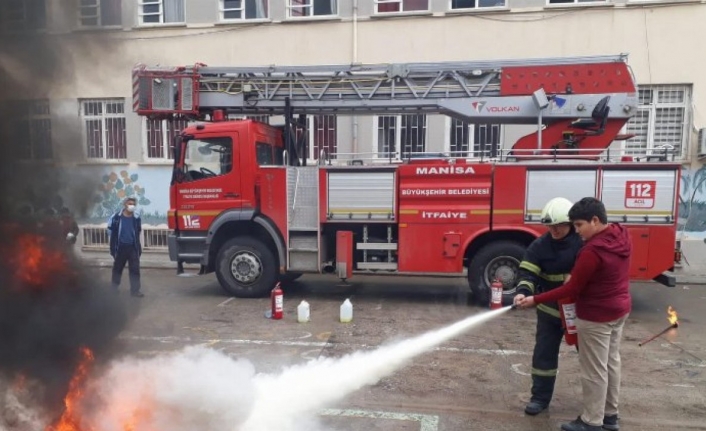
[467,240,525,307]
[216,236,278,298]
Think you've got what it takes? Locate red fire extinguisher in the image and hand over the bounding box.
[558,297,578,346]
[270,282,284,320]
[490,279,503,310]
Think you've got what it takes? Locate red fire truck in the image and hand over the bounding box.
[132,54,681,305]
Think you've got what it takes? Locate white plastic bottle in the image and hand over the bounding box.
[297,300,310,323]
[340,298,353,323]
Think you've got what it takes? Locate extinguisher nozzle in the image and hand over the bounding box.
[510,304,518,310]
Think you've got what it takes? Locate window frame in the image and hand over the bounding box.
[137,0,185,25]
[78,0,123,28]
[373,0,430,14]
[446,118,503,159]
[621,84,692,160]
[219,0,270,21]
[143,117,190,161]
[1,0,46,32]
[373,114,428,160]
[449,0,507,10]
[9,99,53,162]
[80,98,128,161]
[286,0,338,18]
[304,114,338,161]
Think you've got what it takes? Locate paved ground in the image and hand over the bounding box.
[100,269,706,431]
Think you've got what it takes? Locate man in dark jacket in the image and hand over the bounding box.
[107,197,144,297]
[513,197,584,415]
[516,197,631,431]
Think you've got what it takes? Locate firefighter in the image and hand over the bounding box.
[512,197,583,416]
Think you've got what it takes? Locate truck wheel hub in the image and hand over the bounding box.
[231,252,262,284]
[485,256,519,292]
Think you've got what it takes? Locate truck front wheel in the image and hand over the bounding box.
[216,237,278,298]
[467,241,526,307]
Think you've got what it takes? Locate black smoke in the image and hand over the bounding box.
[0,12,129,422]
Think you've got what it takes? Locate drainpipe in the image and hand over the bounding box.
[352,0,359,155]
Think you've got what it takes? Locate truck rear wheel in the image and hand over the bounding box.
[216,237,278,298]
[467,240,526,307]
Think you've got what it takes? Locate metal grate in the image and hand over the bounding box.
[151,78,175,110]
[82,226,110,249]
[82,99,127,160]
[624,85,692,159]
[81,226,171,251]
[143,228,170,250]
[311,114,337,159]
[181,77,193,111]
[376,114,427,159]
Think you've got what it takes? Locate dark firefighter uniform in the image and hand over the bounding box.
[515,229,583,411]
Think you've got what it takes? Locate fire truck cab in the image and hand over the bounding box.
[133,54,681,305]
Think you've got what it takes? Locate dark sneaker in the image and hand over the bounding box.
[524,401,548,415]
[603,414,619,430]
[561,416,603,431]
[130,291,145,298]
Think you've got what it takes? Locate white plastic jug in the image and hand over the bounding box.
[297,300,310,323]
[340,298,353,323]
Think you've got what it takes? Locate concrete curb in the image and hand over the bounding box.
[78,258,706,285]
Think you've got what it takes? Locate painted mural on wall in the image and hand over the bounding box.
[66,165,172,226]
[94,170,152,218]
[678,165,706,237]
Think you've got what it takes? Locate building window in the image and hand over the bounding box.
[309,115,337,160]
[9,100,52,161]
[81,99,127,160]
[375,0,428,13]
[376,114,426,159]
[624,85,692,159]
[548,0,604,4]
[145,117,190,159]
[449,119,501,158]
[138,0,184,24]
[1,0,46,32]
[450,0,505,9]
[287,0,337,17]
[220,0,268,20]
[79,0,122,27]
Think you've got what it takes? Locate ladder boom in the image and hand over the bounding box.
[132,54,638,122]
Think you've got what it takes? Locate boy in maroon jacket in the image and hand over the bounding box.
[515,197,631,431]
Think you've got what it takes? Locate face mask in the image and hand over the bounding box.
[127,204,136,212]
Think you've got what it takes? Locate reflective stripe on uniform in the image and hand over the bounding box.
[519,261,541,275]
[539,272,569,282]
[538,303,561,318]
[531,367,558,377]
[517,280,535,294]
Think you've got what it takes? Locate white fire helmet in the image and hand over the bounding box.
[540,197,573,226]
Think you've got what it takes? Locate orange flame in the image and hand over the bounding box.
[11,234,70,288]
[667,306,678,326]
[46,347,95,431]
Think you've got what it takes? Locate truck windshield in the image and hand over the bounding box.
[181,137,233,182]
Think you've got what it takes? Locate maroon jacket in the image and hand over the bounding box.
[533,223,632,322]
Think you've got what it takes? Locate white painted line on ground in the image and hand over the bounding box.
[511,363,531,376]
[217,297,235,307]
[120,335,531,357]
[654,359,706,368]
[319,408,439,431]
